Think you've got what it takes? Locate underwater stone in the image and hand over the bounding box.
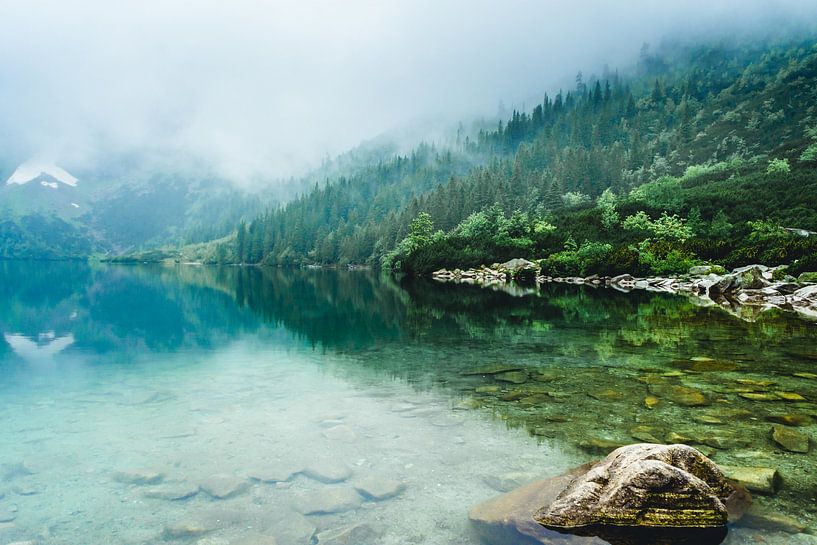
[629,426,662,444]
[644,395,660,409]
[499,390,526,401]
[482,472,539,493]
[698,433,743,450]
[741,502,807,533]
[664,385,710,407]
[301,460,352,483]
[775,391,806,401]
[294,487,361,515]
[452,398,482,410]
[162,520,215,540]
[738,392,778,401]
[143,482,199,501]
[693,415,725,425]
[316,523,381,545]
[765,414,812,426]
[199,474,250,499]
[588,389,625,401]
[353,476,406,501]
[11,483,38,496]
[579,436,629,454]
[666,432,693,444]
[266,512,315,545]
[113,469,165,486]
[718,465,779,494]
[535,444,744,530]
[530,371,559,383]
[494,371,529,384]
[246,465,299,483]
[474,386,501,394]
[736,379,776,388]
[771,425,810,453]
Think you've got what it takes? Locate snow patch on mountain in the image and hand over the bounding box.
[6,161,78,187]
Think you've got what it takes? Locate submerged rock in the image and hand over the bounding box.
[765,414,812,426]
[644,396,661,409]
[301,461,352,483]
[588,389,625,401]
[738,392,778,401]
[315,523,381,545]
[774,391,806,401]
[771,425,810,453]
[475,385,501,394]
[718,465,780,494]
[143,481,199,501]
[293,487,361,515]
[579,436,629,454]
[740,502,807,533]
[534,444,745,530]
[246,464,299,483]
[658,385,711,407]
[199,474,249,499]
[482,472,539,493]
[162,519,215,540]
[113,469,164,486]
[495,371,529,384]
[353,476,406,501]
[265,511,315,545]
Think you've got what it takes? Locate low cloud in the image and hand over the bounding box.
[0,0,815,184]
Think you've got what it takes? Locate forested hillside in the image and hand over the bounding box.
[215,36,817,275]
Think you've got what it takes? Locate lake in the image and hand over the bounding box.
[0,262,815,545]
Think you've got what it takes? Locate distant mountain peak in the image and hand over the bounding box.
[6,161,78,187]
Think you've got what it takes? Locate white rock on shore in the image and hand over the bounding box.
[432,259,817,322]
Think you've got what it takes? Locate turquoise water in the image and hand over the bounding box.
[0,262,815,545]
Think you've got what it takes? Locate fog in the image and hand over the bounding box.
[1,0,816,184]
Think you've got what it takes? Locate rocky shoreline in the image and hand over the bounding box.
[432,261,817,321]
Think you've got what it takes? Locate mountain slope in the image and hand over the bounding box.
[0,158,272,259]
[219,35,817,272]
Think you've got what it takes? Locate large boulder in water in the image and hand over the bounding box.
[469,445,749,545]
[534,444,745,533]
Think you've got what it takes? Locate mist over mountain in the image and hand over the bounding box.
[2,0,816,185]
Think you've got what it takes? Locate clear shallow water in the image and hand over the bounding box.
[0,262,815,545]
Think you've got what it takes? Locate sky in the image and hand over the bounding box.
[1,0,816,184]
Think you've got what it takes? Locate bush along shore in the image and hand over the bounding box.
[431,259,817,321]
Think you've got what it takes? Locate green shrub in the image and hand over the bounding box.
[631,240,700,275]
[771,266,788,281]
[798,272,817,283]
[766,158,791,175]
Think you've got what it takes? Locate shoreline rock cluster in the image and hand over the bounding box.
[433,261,817,321]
